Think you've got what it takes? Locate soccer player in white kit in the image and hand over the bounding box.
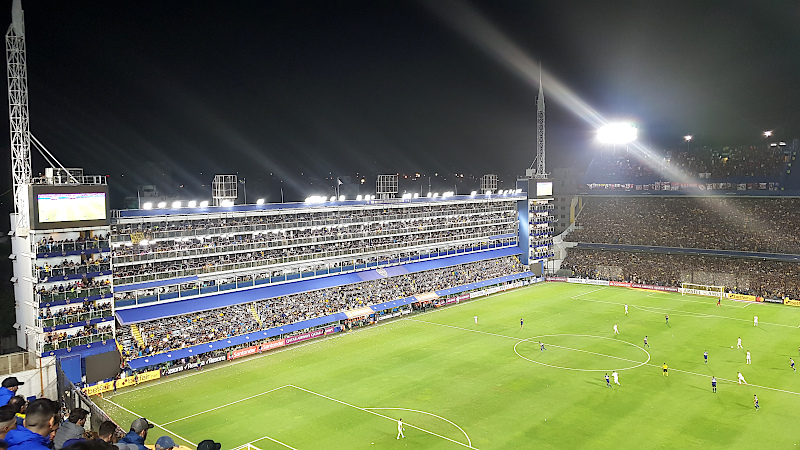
[737,337,743,349]
[612,371,620,385]
[737,372,747,385]
[754,316,758,326]
[624,304,628,315]
[397,418,405,439]
[474,316,478,324]
[613,324,619,335]
[746,351,751,364]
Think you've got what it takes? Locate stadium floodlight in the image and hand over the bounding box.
[516,189,522,194]
[764,130,772,138]
[413,193,419,199]
[427,192,432,198]
[330,196,336,202]
[187,200,197,208]
[597,123,637,144]
[402,193,412,199]
[470,190,477,196]
[142,202,153,210]
[256,198,265,205]
[199,200,209,208]
[356,195,363,201]
[338,195,345,201]
[221,200,234,207]
[157,201,167,208]
[172,201,181,208]
[433,192,439,198]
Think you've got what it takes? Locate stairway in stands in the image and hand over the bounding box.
[130,323,146,349]
[250,303,263,327]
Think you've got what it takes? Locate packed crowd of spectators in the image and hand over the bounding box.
[586,146,786,182]
[39,302,112,322]
[118,256,526,357]
[1,381,220,450]
[111,227,511,283]
[562,248,800,300]
[34,258,112,280]
[37,279,112,301]
[111,203,514,240]
[568,197,800,254]
[36,234,110,254]
[111,213,511,260]
[43,324,113,351]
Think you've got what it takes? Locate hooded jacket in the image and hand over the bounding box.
[4,426,51,450]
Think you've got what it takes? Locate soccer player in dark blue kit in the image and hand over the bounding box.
[605,373,612,388]
[704,351,708,364]
[711,376,716,393]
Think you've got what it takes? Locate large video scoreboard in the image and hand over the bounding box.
[30,184,110,230]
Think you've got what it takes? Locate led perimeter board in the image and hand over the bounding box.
[30,185,110,230]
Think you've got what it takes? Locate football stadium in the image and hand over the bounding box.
[3,1,800,450]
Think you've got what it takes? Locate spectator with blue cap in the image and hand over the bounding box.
[154,436,175,450]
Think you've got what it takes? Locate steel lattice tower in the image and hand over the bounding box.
[6,0,31,235]
[533,72,546,179]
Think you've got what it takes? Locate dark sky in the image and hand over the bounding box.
[1,0,799,207]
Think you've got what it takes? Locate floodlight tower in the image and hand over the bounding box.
[526,66,547,179]
[6,0,32,237]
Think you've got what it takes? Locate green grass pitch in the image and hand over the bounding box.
[96,283,800,449]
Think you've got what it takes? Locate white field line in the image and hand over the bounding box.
[365,407,472,447]
[289,385,478,449]
[101,397,197,447]
[245,434,298,450]
[160,385,291,426]
[411,316,800,397]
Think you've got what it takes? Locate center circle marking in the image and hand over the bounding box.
[514,333,651,372]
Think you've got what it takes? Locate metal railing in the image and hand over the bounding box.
[34,262,112,280]
[33,239,111,255]
[112,229,516,286]
[38,286,112,304]
[41,332,114,353]
[38,310,113,328]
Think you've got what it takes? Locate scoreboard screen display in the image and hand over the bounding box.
[37,192,107,222]
[536,181,553,197]
[30,184,110,230]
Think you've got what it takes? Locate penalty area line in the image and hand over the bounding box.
[101,397,197,448]
[288,385,478,449]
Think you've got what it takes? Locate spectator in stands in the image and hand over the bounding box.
[0,379,23,407]
[197,440,220,450]
[53,408,88,450]
[154,436,175,450]
[0,405,16,440]
[118,419,152,450]
[6,398,24,428]
[4,398,61,450]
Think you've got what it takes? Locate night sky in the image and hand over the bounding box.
[0,0,799,209]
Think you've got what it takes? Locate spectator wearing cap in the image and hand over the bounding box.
[0,379,24,407]
[154,436,174,450]
[4,398,61,450]
[0,405,17,441]
[118,419,152,450]
[53,408,88,450]
[197,440,220,450]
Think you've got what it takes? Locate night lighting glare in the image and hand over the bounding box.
[597,123,638,144]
